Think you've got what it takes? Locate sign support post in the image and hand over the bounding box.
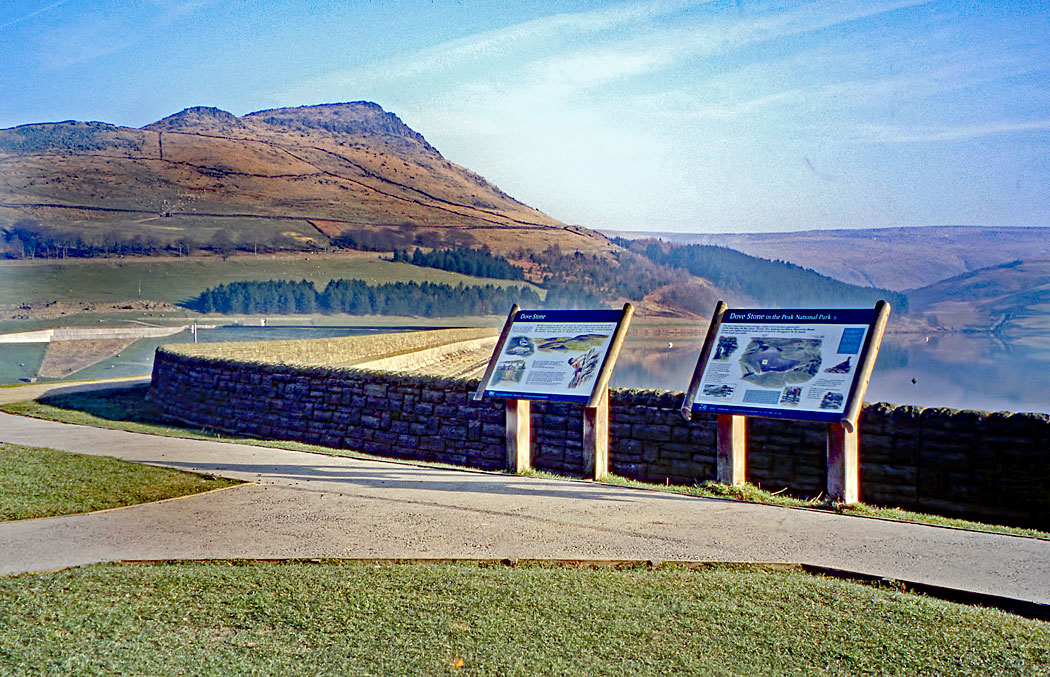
[716,413,746,485]
[506,399,531,473]
[825,299,890,502]
[582,387,609,479]
[826,422,858,503]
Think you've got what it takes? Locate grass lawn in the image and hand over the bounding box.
[0,253,542,306]
[0,442,240,521]
[0,561,1047,675]
[3,386,1047,540]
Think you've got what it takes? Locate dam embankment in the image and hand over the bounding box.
[0,326,188,343]
[149,348,1050,529]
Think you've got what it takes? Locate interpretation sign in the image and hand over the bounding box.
[685,306,885,423]
[476,307,632,404]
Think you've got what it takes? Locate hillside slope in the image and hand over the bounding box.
[0,102,608,255]
[609,226,1050,291]
[906,258,1050,335]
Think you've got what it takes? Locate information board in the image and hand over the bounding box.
[476,307,631,404]
[685,307,883,422]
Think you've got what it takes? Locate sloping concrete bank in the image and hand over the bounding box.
[0,326,186,344]
[149,348,1050,529]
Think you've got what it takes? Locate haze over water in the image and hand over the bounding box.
[612,332,1050,416]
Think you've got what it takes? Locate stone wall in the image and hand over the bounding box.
[149,349,1050,528]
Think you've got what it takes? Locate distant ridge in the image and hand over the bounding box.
[906,257,1050,335]
[605,226,1050,290]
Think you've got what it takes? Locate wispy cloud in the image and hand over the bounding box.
[277,0,1047,230]
[298,0,707,91]
[860,118,1050,143]
[0,0,69,31]
[28,0,215,69]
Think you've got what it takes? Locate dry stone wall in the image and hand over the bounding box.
[149,348,1050,528]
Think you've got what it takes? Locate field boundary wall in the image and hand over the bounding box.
[149,348,1050,528]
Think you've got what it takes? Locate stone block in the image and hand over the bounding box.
[633,424,671,442]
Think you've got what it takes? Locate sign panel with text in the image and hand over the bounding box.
[687,308,881,422]
[478,308,630,403]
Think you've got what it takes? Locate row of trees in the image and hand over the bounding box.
[533,247,684,302]
[1,220,306,259]
[393,244,677,307]
[391,247,526,281]
[183,279,542,317]
[330,227,479,253]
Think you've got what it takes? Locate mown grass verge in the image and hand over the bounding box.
[0,442,240,521]
[1,560,1047,675]
[3,386,1048,540]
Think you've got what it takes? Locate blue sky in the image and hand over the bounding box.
[1,0,1047,233]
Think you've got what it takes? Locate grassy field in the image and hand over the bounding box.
[3,386,1047,540]
[0,253,543,306]
[0,442,239,521]
[0,560,1046,675]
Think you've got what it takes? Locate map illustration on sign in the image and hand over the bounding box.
[686,308,882,422]
[478,308,631,403]
[738,338,822,388]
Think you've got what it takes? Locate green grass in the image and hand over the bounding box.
[0,343,48,384]
[597,474,1050,539]
[0,442,240,521]
[0,561,1046,675]
[3,386,1048,540]
[0,254,542,306]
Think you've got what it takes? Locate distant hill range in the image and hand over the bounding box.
[0,102,608,255]
[606,226,1050,291]
[906,258,1050,335]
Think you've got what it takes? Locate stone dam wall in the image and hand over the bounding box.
[149,349,1050,528]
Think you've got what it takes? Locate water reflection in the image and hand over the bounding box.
[6,322,1048,415]
[611,331,1050,415]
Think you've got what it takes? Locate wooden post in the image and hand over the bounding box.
[827,421,859,504]
[506,399,531,473]
[681,301,728,420]
[582,387,609,480]
[716,414,746,485]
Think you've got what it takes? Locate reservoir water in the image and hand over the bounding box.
[612,331,1050,415]
[2,324,1047,415]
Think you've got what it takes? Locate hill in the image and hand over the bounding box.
[606,226,1050,291]
[906,258,1050,336]
[613,237,908,311]
[0,102,609,256]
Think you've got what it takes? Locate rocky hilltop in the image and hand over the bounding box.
[0,102,609,255]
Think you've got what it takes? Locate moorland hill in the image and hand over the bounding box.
[611,226,1050,291]
[906,258,1050,335]
[0,102,609,256]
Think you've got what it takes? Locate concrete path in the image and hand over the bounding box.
[1,382,1048,607]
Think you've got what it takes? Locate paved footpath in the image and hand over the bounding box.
[1,381,1048,607]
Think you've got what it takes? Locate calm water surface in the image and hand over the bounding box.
[612,331,1050,415]
[4,324,1047,415]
